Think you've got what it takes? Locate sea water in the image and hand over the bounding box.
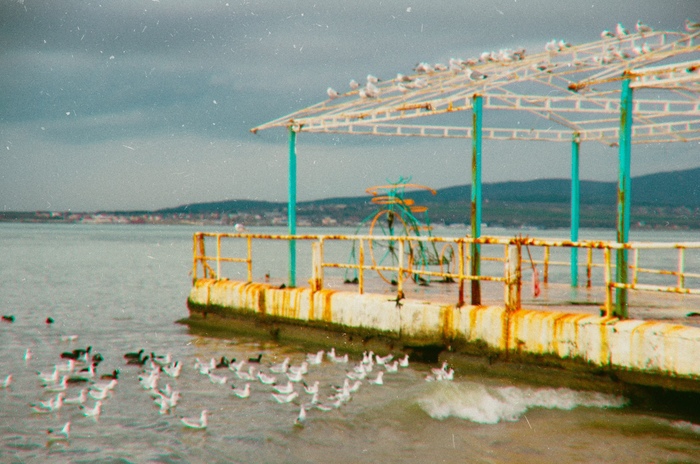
[0,223,698,463]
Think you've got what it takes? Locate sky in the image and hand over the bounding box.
[0,0,698,212]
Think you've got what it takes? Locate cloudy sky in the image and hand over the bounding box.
[1,0,697,211]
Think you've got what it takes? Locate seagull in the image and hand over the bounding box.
[81,400,102,420]
[208,372,228,385]
[63,388,87,405]
[375,354,393,365]
[234,223,246,232]
[232,383,251,399]
[56,360,75,374]
[37,366,60,385]
[364,82,380,98]
[346,369,366,380]
[294,404,306,427]
[601,30,615,39]
[399,354,409,367]
[228,359,246,372]
[269,357,290,374]
[273,381,294,394]
[636,20,652,35]
[616,23,629,38]
[348,380,362,393]
[368,371,384,386]
[88,388,111,401]
[1,374,12,389]
[384,361,399,373]
[286,370,304,383]
[181,409,208,429]
[303,380,319,395]
[257,371,276,385]
[24,348,32,362]
[46,421,70,444]
[60,335,78,342]
[326,87,339,99]
[685,19,700,32]
[163,361,182,378]
[366,74,379,84]
[306,351,324,365]
[349,79,360,90]
[92,378,118,392]
[248,353,263,363]
[236,366,256,380]
[271,391,299,404]
[544,39,558,52]
[1,315,14,323]
[44,376,68,392]
[151,352,173,367]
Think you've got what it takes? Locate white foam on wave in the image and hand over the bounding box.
[416,381,628,424]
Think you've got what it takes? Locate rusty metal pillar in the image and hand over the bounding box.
[288,126,297,288]
[615,78,633,318]
[470,94,483,305]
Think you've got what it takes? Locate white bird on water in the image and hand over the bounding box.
[368,371,384,386]
[273,381,294,394]
[1,374,12,389]
[81,400,102,420]
[306,350,324,365]
[303,380,319,395]
[294,404,306,427]
[271,391,299,404]
[64,388,87,405]
[232,383,251,399]
[181,409,208,429]
[208,372,228,385]
[234,223,246,232]
[257,371,276,385]
[46,421,71,444]
[399,354,409,367]
[270,357,290,374]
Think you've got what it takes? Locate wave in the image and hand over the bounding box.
[416,381,628,424]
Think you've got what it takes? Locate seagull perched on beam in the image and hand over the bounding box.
[686,19,700,32]
[616,22,629,38]
[636,20,652,35]
[326,87,339,99]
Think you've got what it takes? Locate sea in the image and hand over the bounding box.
[0,222,698,463]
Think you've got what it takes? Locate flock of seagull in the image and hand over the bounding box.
[0,322,458,445]
[325,19,700,101]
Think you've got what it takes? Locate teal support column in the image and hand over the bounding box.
[615,79,633,318]
[288,126,297,288]
[570,132,580,288]
[470,94,482,305]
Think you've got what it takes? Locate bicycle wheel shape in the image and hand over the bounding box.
[368,210,414,285]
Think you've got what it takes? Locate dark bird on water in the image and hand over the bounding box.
[2,315,15,323]
[60,346,91,361]
[46,317,54,324]
[123,349,144,361]
[100,369,119,380]
[248,353,263,363]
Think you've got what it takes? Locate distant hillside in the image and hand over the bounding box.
[160,167,700,214]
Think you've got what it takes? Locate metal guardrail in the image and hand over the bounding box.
[192,232,700,317]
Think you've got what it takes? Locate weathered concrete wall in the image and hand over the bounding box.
[188,279,700,382]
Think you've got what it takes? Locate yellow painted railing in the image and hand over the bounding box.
[192,232,700,316]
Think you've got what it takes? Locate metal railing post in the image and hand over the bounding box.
[615,78,633,318]
[471,94,483,305]
[216,234,222,280]
[246,236,253,282]
[358,238,364,294]
[571,132,581,287]
[678,247,686,289]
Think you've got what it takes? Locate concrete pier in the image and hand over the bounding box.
[187,278,700,393]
